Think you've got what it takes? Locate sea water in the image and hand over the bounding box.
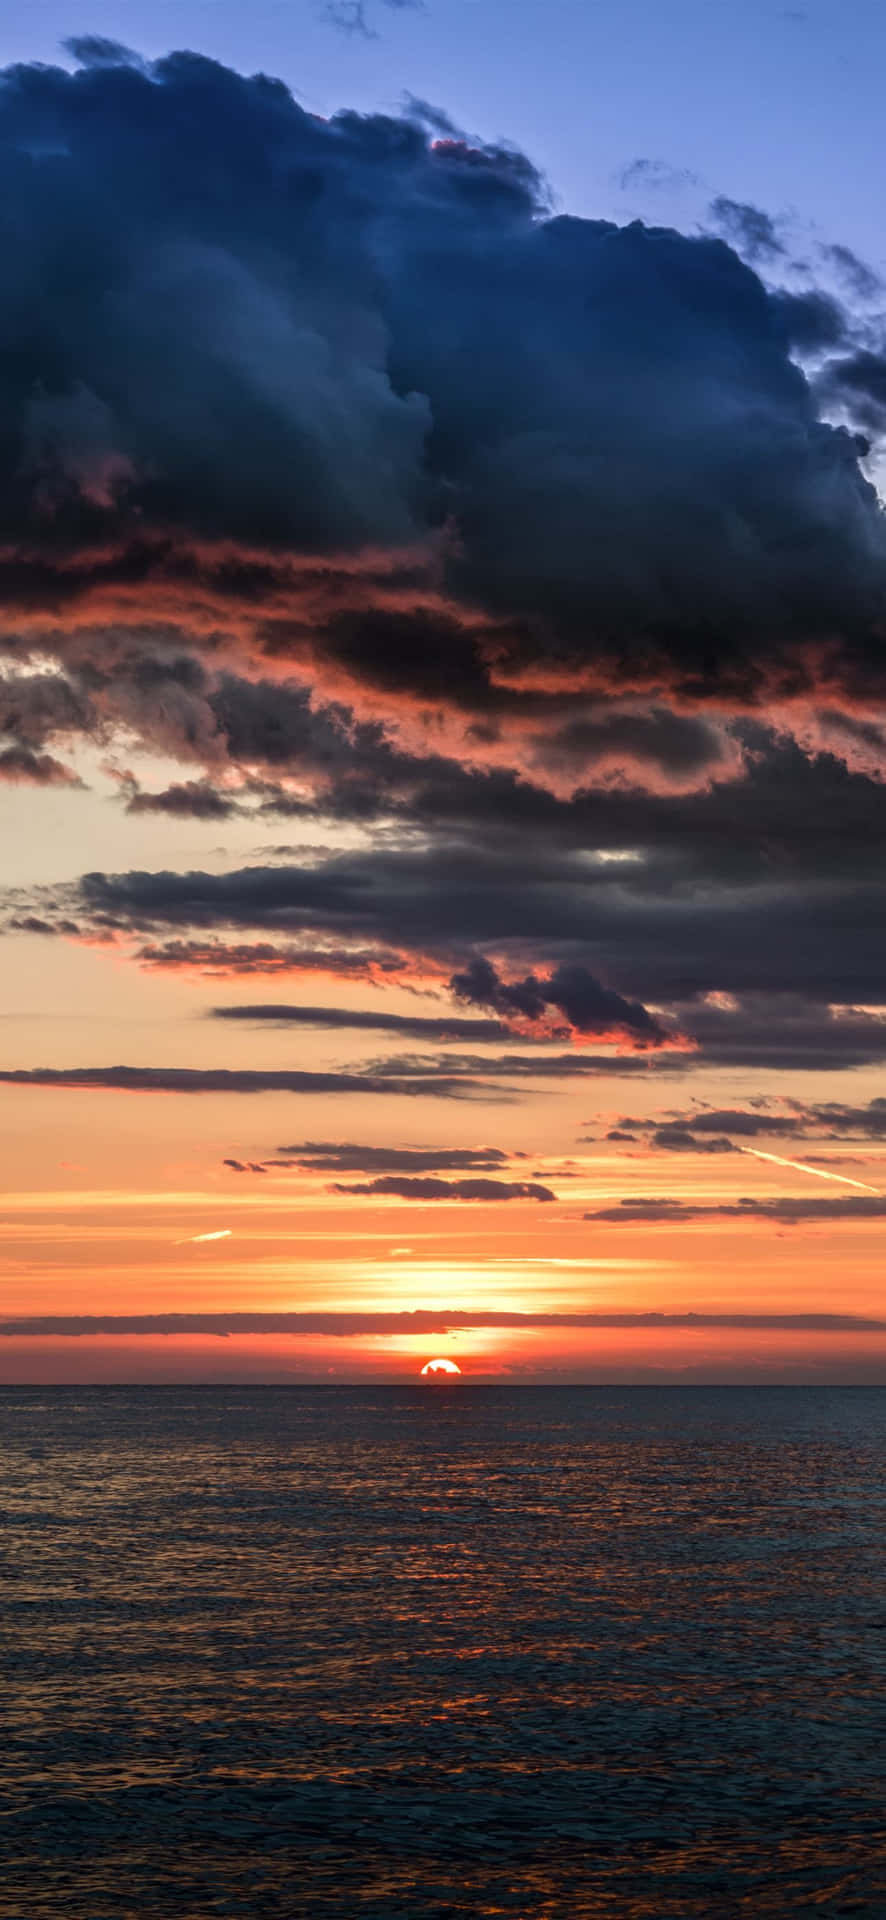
[2,1385,885,1917]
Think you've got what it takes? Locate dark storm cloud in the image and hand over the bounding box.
[41,836,886,1046]
[212,1001,510,1041]
[6,1309,881,1336]
[531,707,732,783]
[817,350,886,438]
[331,1174,556,1200]
[675,996,886,1072]
[586,1196,886,1224]
[0,1064,488,1097]
[449,955,667,1043]
[768,289,849,354]
[2,41,886,1072]
[11,734,886,1069]
[392,736,886,885]
[0,42,882,738]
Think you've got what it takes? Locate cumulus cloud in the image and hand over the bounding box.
[0,42,883,807]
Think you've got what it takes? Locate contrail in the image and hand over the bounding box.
[177,1228,233,1245]
[739,1145,880,1195]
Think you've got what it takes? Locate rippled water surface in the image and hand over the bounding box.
[2,1385,885,1917]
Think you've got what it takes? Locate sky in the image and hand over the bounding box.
[2,4,886,1383]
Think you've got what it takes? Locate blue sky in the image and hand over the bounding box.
[4,1,884,269]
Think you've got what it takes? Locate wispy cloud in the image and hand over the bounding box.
[0,1065,491,1100]
[177,1228,233,1245]
[585,1197,886,1225]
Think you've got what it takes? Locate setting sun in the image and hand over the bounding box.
[420,1358,462,1377]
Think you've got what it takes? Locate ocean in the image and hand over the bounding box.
[2,1385,885,1917]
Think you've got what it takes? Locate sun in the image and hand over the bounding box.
[420,1357,462,1377]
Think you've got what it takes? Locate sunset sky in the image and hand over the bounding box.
[2,6,886,1382]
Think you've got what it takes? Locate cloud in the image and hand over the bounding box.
[449,954,670,1045]
[0,43,882,800]
[769,288,849,353]
[789,1096,886,1139]
[657,1106,805,1138]
[212,1001,510,1041]
[36,756,885,1017]
[708,196,784,261]
[16,778,886,1070]
[178,1227,233,1243]
[649,1127,737,1153]
[362,1049,682,1082]
[3,1309,882,1336]
[816,350,886,440]
[267,1141,514,1172]
[125,780,244,820]
[331,1174,556,1200]
[617,159,698,193]
[0,747,81,785]
[323,0,421,38]
[608,1106,805,1145]
[2,45,886,1086]
[819,242,882,302]
[585,1195,886,1224]
[614,1095,886,1144]
[0,1065,488,1098]
[63,36,146,69]
[135,940,413,979]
